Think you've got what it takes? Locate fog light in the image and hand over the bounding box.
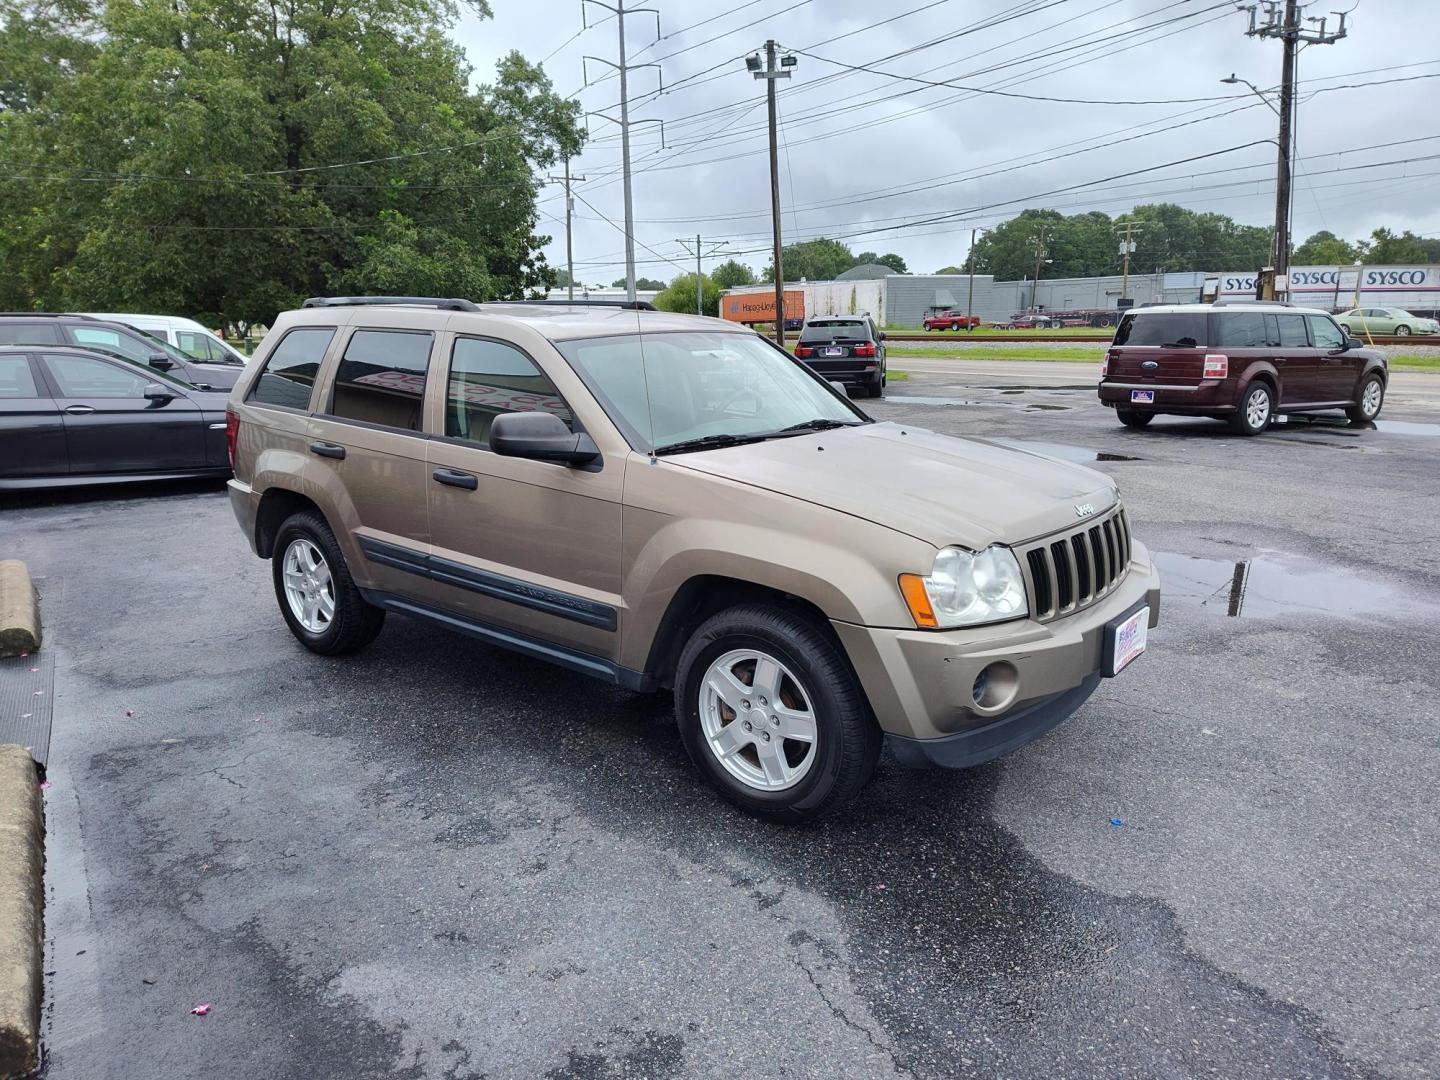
[971,661,1019,711]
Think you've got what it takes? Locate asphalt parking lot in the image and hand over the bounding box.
[6,361,1439,1079]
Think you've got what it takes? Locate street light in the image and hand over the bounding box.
[1221,73,1278,115]
[1222,72,1295,289]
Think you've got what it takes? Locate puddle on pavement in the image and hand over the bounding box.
[1025,403,1070,411]
[890,394,1072,412]
[1281,417,1440,437]
[1154,551,1433,620]
[991,438,1141,463]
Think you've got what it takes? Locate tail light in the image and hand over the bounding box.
[795,345,813,358]
[1102,349,1116,377]
[226,408,239,467]
[853,343,877,358]
[1203,354,1229,379]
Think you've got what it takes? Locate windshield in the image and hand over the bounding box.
[800,319,871,342]
[557,331,865,453]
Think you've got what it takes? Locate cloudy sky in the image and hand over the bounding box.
[453,0,1440,285]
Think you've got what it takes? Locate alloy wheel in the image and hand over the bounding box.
[699,648,818,791]
[1246,386,1271,430]
[1362,379,1383,418]
[282,538,336,634]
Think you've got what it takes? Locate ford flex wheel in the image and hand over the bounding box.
[1347,374,1385,424]
[675,603,882,823]
[271,510,385,655]
[1230,381,1273,436]
[1116,409,1153,429]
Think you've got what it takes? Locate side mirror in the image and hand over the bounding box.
[143,383,175,403]
[877,331,887,341]
[490,411,598,466]
[148,353,175,371]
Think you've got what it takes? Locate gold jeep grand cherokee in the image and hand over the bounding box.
[227,297,1161,821]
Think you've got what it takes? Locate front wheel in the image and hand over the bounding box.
[1116,409,1153,429]
[1347,374,1385,424]
[674,603,882,823]
[1229,381,1274,436]
[271,510,385,655]
[1395,324,1411,336]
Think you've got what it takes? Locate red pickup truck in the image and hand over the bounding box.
[922,310,981,331]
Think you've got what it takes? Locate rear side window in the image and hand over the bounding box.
[328,329,432,432]
[1113,313,1207,347]
[249,327,334,410]
[445,337,571,448]
[1214,312,1269,348]
[0,323,61,345]
[0,356,39,397]
[1274,314,1310,347]
[1307,315,1345,349]
[800,320,870,342]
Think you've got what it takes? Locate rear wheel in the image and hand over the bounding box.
[1116,409,1153,429]
[1229,381,1274,436]
[1347,374,1385,424]
[674,603,882,823]
[272,510,385,655]
[864,373,884,398]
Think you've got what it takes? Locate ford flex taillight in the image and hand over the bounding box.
[226,408,239,467]
[1203,354,1229,379]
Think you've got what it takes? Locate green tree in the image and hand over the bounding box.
[855,251,908,273]
[763,238,856,282]
[1359,228,1429,264]
[0,0,582,323]
[1293,231,1359,265]
[652,271,720,318]
[611,277,665,290]
[711,259,757,289]
[935,265,964,275]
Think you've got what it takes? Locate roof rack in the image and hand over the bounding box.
[301,296,481,311]
[486,299,659,311]
[0,312,101,320]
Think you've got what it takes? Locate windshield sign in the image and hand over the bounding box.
[558,331,864,453]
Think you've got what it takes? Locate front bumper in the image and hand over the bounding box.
[831,542,1160,763]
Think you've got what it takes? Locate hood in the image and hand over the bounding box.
[667,421,1117,549]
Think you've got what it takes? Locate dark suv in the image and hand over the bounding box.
[1098,303,1388,436]
[793,315,887,398]
[0,314,244,391]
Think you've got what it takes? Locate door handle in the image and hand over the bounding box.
[309,441,346,460]
[432,468,478,491]
[63,405,96,415]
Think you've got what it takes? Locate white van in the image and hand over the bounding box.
[80,313,249,364]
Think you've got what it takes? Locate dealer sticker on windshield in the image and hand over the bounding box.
[1130,389,1155,403]
[1106,605,1149,677]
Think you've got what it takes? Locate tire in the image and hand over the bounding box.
[674,602,882,823]
[864,374,884,398]
[271,510,386,655]
[1395,325,1410,336]
[1116,409,1153,429]
[1347,373,1385,424]
[1229,381,1274,436]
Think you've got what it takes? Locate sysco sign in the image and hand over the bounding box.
[1220,266,1440,295]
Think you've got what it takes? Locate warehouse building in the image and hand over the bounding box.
[721,264,1440,327]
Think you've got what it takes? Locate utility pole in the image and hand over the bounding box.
[965,227,982,332]
[748,41,795,345]
[582,0,661,303]
[1027,229,1052,310]
[547,158,587,300]
[1114,219,1143,302]
[675,235,734,317]
[1240,0,1347,298]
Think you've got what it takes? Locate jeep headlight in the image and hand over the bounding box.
[900,545,1029,629]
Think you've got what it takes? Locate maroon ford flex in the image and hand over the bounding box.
[1098,303,1389,435]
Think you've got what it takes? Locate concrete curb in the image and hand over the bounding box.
[0,745,43,1079]
[0,563,41,659]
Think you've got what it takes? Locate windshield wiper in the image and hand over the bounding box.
[772,418,863,434]
[653,433,772,456]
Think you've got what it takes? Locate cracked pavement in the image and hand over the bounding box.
[5,366,1438,1078]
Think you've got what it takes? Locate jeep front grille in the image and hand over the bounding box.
[1021,506,1131,622]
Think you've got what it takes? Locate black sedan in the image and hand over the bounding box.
[0,345,231,489]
